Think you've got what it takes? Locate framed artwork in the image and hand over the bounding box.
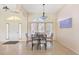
[60,18,72,28]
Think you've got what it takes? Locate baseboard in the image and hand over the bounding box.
[56,40,78,55]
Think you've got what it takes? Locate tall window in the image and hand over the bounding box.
[30,18,53,34]
[31,23,37,34]
[38,23,45,32]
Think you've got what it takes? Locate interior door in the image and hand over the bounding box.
[9,23,19,41]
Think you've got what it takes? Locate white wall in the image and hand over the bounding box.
[56,5,79,54]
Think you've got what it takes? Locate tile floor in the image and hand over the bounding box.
[0,40,76,55]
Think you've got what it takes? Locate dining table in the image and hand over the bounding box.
[31,33,47,50]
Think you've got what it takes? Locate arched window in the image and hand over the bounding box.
[32,17,46,22]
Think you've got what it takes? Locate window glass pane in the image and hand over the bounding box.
[6,23,9,39]
[19,24,21,39]
[38,23,45,32]
[46,23,53,37]
[32,18,45,22]
[31,23,37,34]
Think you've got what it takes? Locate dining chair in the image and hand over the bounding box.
[25,33,32,44]
[37,34,47,50]
[47,33,53,42]
[31,34,39,50]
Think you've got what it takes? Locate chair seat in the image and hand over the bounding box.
[47,40,52,42]
[40,41,46,43]
[32,41,38,43]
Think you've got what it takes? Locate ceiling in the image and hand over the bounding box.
[0,4,65,15]
[23,4,65,14]
[0,4,17,11]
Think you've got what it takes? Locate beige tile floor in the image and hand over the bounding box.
[0,40,77,55]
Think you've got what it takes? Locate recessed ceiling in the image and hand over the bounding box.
[23,4,64,14]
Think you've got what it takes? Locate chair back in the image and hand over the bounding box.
[25,33,28,37]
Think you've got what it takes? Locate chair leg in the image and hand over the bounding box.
[26,41,28,44]
[45,43,47,50]
[32,43,33,50]
[37,43,40,50]
[37,44,39,50]
[39,44,41,50]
